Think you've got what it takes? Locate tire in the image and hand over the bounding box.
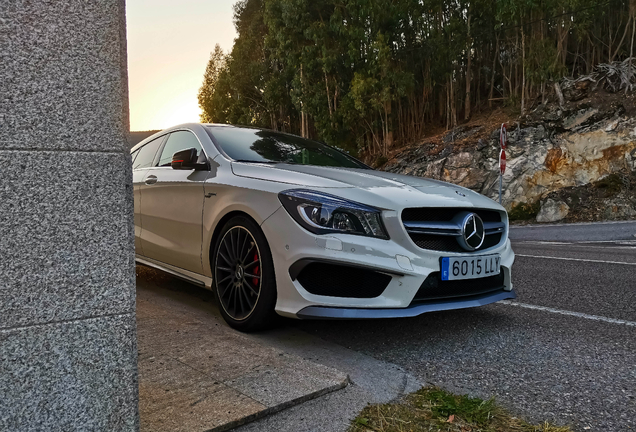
[212,215,278,332]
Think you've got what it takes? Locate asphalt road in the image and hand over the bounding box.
[288,221,636,432]
[136,221,636,432]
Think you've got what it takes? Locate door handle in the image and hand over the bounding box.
[144,175,158,185]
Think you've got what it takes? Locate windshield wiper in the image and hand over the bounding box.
[232,159,298,165]
[232,159,279,164]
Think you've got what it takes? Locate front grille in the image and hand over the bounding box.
[402,207,505,253]
[295,262,392,298]
[412,271,505,303]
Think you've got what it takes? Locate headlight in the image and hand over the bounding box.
[278,189,389,239]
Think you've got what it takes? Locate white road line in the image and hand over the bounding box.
[516,254,636,265]
[517,240,636,246]
[516,243,636,251]
[509,220,636,228]
[518,241,572,245]
[500,301,636,327]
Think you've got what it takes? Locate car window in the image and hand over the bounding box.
[132,137,163,171]
[205,126,368,169]
[156,131,203,167]
[131,148,140,164]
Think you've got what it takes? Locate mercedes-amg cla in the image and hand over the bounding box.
[131,124,515,331]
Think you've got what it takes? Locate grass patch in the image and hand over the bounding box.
[508,201,541,221]
[349,387,572,432]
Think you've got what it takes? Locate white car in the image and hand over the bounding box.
[131,123,515,331]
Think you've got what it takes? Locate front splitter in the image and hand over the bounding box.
[296,289,516,320]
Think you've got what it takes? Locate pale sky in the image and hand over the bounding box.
[126,0,237,131]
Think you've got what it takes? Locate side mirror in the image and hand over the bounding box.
[171,148,207,170]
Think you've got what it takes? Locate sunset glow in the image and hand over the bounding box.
[126,0,236,131]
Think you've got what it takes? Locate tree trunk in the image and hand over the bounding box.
[489,36,499,108]
[611,16,632,61]
[464,10,472,120]
[300,65,306,138]
[554,82,565,108]
[521,19,526,114]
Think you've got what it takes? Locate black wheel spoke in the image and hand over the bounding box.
[233,283,240,315]
[240,285,255,309]
[244,258,259,270]
[230,229,239,260]
[216,226,262,321]
[219,280,232,299]
[237,283,246,315]
[242,279,259,296]
[239,231,249,262]
[218,251,233,266]
[217,274,233,285]
[222,238,234,261]
[242,242,255,262]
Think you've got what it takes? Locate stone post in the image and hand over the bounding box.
[0,1,138,430]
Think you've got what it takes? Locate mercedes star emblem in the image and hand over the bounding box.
[460,213,485,251]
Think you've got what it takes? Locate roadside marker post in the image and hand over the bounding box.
[499,124,507,205]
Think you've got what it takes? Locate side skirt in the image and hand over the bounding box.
[135,254,213,289]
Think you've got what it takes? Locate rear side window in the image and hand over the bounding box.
[156,131,203,167]
[130,149,140,164]
[132,137,163,170]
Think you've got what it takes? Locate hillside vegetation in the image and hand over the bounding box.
[198,0,636,159]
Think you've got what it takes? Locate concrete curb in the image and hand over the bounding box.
[206,376,350,432]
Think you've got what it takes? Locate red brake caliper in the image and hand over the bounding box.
[252,252,259,288]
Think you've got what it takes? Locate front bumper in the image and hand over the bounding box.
[260,206,515,319]
[297,289,516,319]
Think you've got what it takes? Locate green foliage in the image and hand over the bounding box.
[526,39,567,84]
[508,201,541,221]
[198,0,630,157]
[421,387,497,426]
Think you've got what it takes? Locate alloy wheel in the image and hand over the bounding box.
[215,226,262,321]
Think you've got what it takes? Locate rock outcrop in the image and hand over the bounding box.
[536,199,570,223]
[383,87,636,219]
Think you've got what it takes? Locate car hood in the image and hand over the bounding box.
[231,162,503,211]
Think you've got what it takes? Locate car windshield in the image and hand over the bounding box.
[205,126,369,169]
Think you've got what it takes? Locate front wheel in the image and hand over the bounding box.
[212,216,278,332]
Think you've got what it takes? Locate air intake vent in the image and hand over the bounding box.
[294,262,391,298]
[412,271,505,303]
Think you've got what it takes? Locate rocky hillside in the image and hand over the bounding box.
[383,63,636,223]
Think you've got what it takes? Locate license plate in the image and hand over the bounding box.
[441,254,500,281]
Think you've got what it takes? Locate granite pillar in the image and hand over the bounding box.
[0,1,138,430]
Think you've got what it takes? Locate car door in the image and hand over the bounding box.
[131,136,166,256]
[139,130,209,274]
